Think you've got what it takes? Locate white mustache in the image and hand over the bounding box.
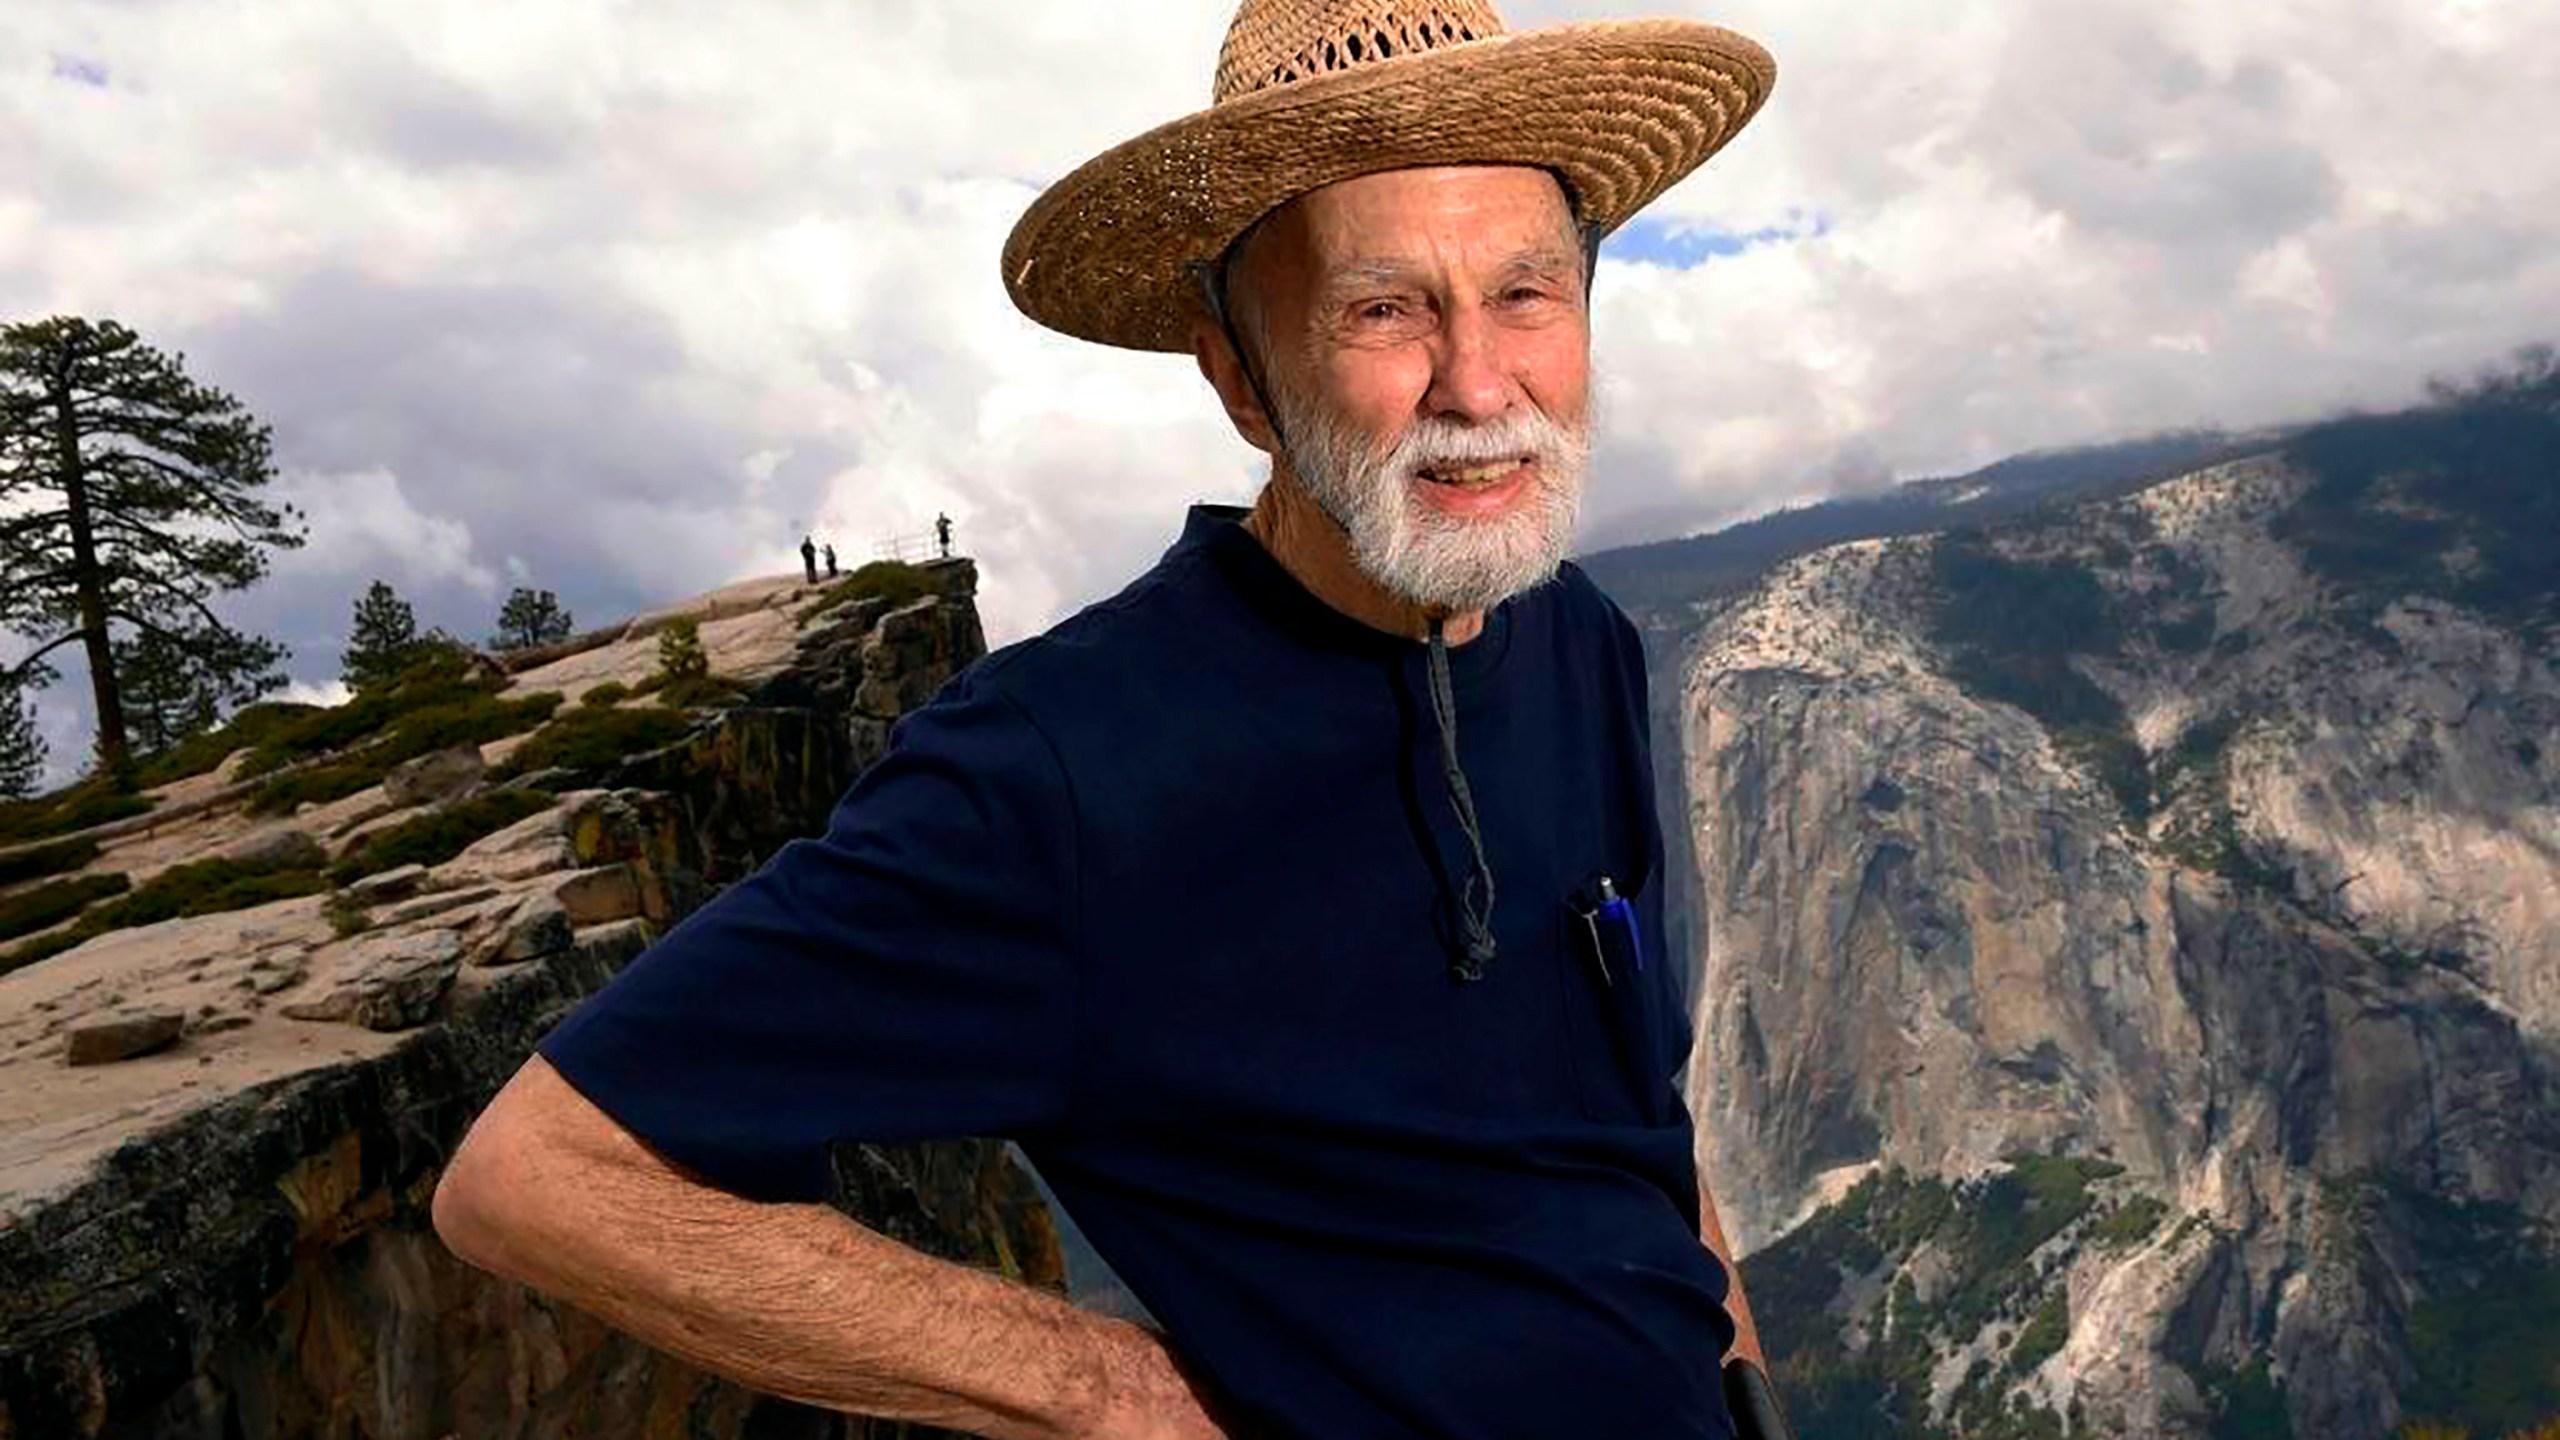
[1387,412,1576,474]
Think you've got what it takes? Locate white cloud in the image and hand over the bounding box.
[273,466,497,595]
[275,678,353,710]
[1530,0,2560,538]
[1,0,2555,720]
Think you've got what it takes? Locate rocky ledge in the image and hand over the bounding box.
[0,560,1063,1440]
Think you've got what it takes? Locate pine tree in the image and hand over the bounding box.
[655,616,708,685]
[0,316,304,784]
[115,623,285,759]
[342,579,422,692]
[491,587,574,651]
[0,673,46,801]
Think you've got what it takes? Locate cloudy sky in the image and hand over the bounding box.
[6,0,2558,779]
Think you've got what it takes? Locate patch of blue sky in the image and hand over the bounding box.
[51,55,110,88]
[1601,210,1830,270]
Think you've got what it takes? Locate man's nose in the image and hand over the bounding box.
[1421,302,1515,424]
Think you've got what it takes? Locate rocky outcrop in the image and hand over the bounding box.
[1676,454,2560,1439]
[380,744,485,809]
[0,559,1065,1439]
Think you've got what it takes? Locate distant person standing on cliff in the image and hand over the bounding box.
[936,511,955,560]
[824,543,839,578]
[799,534,819,585]
[437,4,1780,1438]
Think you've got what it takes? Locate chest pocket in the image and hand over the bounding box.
[1551,866,1682,1127]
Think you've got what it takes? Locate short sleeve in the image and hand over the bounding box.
[538,669,1082,1202]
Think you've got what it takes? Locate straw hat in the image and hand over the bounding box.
[1002,0,1776,354]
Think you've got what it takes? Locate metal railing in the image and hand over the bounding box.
[873,531,952,563]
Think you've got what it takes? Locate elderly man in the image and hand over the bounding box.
[435,3,1779,1437]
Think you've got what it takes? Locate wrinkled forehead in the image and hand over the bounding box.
[1235,164,1585,294]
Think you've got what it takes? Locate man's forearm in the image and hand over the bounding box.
[434,1060,1223,1440]
[1698,1188,1767,1367]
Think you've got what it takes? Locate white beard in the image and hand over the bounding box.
[1268,369,1590,615]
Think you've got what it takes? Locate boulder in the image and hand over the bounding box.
[854,598,963,717]
[573,916,658,967]
[64,1012,186,1066]
[381,745,486,809]
[554,865,643,926]
[477,894,573,967]
[454,804,569,863]
[377,886,502,928]
[324,799,400,840]
[343,864,430,906]
[281,932,464,1032]
[218,827,326,873]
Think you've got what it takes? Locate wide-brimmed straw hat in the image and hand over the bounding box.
[1002,0,1776,354]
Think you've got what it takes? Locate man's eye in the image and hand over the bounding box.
[1503,287,1555,306]
[1358,300,1406,321]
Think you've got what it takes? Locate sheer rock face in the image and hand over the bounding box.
[0,560,1064,1440]
[1677,459,2560,1439]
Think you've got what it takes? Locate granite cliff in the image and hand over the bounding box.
[0,560,1064,1439]
[1661,379,2560,1439]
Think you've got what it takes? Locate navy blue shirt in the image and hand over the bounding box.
[541,505,1737,1439]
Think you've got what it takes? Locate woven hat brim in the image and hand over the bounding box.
[1002,19,1776,354]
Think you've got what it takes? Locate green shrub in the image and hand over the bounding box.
[84,856,329,933]
[2009,1291,2069,1374]
[330,789,558,883]
[133,701,314,788]
[1933,532,2121,661]
[1924,1160,2105,1336]
[238,649,499,777]
[323,888,371,938]
[3,853,327,975]
[248,762,389,817]
[656,673,750,710]
[375,690,562,766]
[0,872,132,942]
[2274,350,2560,634]
[2203,1359,2297,1440]
[0,925,95,977]
[2404,1256,2560,1439]
[581,680,631,708]
[238,689,560,815]
[2094,1194,2172,1248]
[655,616,709,686]
[494,706,695,781]
[0,836,102,888]
[0,783,156,846]
[2180,807,2296,896]
[2057,724,2154,821]
[1928,530,2156,823]
[801,560,934,624]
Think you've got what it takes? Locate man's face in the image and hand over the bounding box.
[1232,165,1593,613]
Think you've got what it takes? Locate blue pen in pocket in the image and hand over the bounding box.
[1594,874,1643,974]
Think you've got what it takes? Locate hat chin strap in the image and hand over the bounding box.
[1425,613,1501,982]
[1193,250,1296,465]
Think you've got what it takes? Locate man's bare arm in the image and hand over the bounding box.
[431,1056,1228,1440]
[1697,1185,1767,1368]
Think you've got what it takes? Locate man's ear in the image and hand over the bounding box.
[1192,316,1280,457]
